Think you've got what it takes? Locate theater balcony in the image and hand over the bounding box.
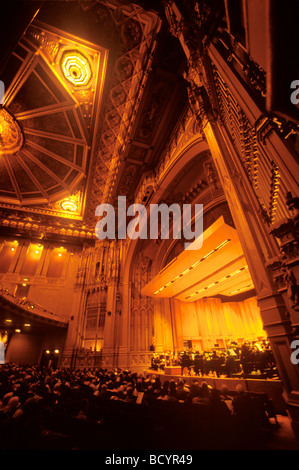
[0,288,68,365]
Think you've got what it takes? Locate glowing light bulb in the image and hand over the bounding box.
[61,50,92,86]
[61,198,78,212]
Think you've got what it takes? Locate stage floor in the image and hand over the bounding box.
[145,369,286,414]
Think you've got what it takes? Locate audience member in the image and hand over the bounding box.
[0,363,276,450]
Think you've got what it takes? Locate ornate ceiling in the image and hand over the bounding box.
[0,0,188,239]
[1,20,107,213]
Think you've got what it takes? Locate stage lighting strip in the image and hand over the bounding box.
[229,283,254,295]
[154,239,231,295]
[185,265,249,300]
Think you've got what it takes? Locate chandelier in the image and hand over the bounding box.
[60,50,92,86]
[61,198,78,212]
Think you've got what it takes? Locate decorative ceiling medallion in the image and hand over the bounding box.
[0,20,108,209]
[60,198,78,212]
[60,50,92,87]
[0,107,23,156]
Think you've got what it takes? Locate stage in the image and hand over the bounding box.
[145,369,286,415]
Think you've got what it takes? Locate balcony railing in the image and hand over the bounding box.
[0,288,69,327]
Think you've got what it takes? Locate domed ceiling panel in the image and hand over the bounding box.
[0,1,185,236]
[0,20,108,208]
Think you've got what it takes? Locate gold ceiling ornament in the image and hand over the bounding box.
[60,198,78,212]
[0,107,23,156]
[60,50,92,86]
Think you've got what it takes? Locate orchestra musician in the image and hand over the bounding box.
[150,339,278,379]
[180,351,190,375]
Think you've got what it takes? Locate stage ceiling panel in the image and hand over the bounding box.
[141,217,254,301]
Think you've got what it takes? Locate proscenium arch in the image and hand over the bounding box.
[120,136,211,355]
[123,136,211,288]
[124,140,235,285]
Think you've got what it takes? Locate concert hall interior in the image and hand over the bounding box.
[0,0,299,451]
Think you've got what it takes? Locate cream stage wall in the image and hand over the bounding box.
[172,296,266,351]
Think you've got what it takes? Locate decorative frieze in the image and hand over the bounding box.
[269,193,299,316]
[212,66,290,227]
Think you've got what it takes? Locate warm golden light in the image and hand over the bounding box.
[54,349,59,354]
[154,239,231,295]
[45,350,50,354]
[24,323,31,327]
[61,198,78,212]
[15,329,21,333]
[229,283,254,295]
[185,265,249,299]
[5,319,12,323]
[61,50,92,86]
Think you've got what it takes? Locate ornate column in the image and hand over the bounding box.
[8,240,29,274]
[269,193,299,327]
[164,0,299,437]
[102,241,120,368]
[35,243,49,276]
[40,246,54,277]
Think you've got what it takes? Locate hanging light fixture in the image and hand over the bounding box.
[61,198,78,212]
[60,50,92,86]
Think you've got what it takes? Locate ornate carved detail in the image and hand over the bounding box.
[155,109,203,185]
[119,165,138,195]
[115,55,135,82]
[270,223,299,261]
[0,207,95,241]
[135,173,157,204]
[213,67,291,227]
[186,81,213,131]
[223,37,266,99]
[28,28,60,61]
[136,252,152,275]
[255,115,299,144]
[270,192,299,313]
[120,18,143,50]
[258,203,272,227]
[204,160,219,188]
[85,6,161,223]
[182,179,209,204]
[268,162,281,224]
[242,56,266,97]
[284,267,299,312]
[110,84,128,108]
[135,80,171,143]
[166,0,224,52]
